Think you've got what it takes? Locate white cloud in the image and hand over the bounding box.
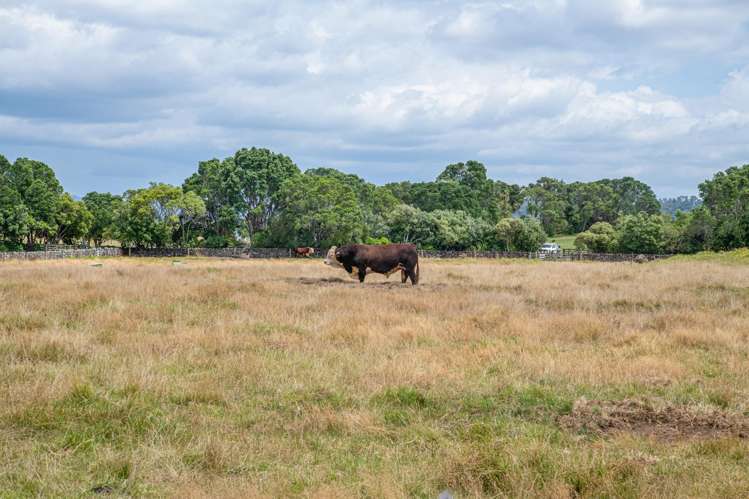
[0,0,748,196]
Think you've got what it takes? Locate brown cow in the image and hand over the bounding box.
[293,247,315,257]
[329,243,419,285]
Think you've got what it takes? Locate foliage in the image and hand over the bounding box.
[575,222,617,253]
[1,157,64,248]
[183,158,240,241]
[525,177,570,235]
[430,210,494,250]
[114,183,206,248]
[3,148,749,256]
[0,155,30,249]
[55,194,93,244]
[0,156,94,249]
[615,213,666,254]
[495,217,547,252]
[526,176,660,235]
[82,192,122,246]
[386,161,522,224]
[229,147,300,242]
[699,164,749,250]
[677,206,715,253]
[384,205,439,247]
[269,173,364,248]
[305,167,398,241]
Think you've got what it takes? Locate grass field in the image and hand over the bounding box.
[548,234,578,250]
[1,256,749,497]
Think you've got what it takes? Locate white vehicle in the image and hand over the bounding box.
[539,242,561,254]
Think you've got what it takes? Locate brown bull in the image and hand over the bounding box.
[326,244,419,285]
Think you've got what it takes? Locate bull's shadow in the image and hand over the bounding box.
[295,277,403,287]
[292,277,443,290]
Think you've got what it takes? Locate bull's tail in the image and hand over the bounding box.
[415,260,420,285]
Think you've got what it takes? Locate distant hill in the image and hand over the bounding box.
[660,196,702,217]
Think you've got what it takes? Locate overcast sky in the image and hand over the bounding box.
[1,0,748,197]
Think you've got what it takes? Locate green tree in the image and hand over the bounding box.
[175,191,208,246]
[525,177,570,235]
[115,183,205,248]
[4,158,63,248]
[615,213,665,254]
[305,167,399,241]
[494,180,525,217]
[82,192,122,246]
[183,157,240,244]
[431,210,493,250]
[566,181,618,232]
[604,177,660,216]
[679,206,715,253]
[495,217,547,252]
[270,174,364,248]
[0,155,29,250]
[385,204,439,247]
[437,160,488,190]
[228,147,300,243]
[698,164,749,250]
[574,222,617,252]
[54,194,93,244]
[386,161,520,224]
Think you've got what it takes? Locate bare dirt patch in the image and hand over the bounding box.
[559,398,749,441]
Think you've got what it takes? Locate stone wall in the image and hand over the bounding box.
[0,247,123,261]
[418,249,671,262]
[0,246,672,263]
[126,247,323,258]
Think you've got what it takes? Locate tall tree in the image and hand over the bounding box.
[4,158,63,248]
[305,167,399,241]
[525,177,570,235]
[183,157,239,243]
[385,205,439,247]
[603,177,660,216]
[115,183,205,248]
[386,161,520,224]
[699,164,749,250]
[82,192,122,247]
[0,155,29,250]
[270,173,364,248]
[54,194,93,244]
[566,181,618,233]
[227,147,300,243]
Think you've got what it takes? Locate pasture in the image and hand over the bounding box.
[1,257,749,497]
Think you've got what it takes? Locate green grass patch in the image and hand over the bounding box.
[671,248,749,264]
[6,383,172,452]
[549,234,579,250]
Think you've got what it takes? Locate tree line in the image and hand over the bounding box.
[1,148,748,254]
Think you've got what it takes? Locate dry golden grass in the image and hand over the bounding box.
[1,256,749,497]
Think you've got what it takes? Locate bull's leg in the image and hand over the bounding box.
[357,266,367,283]
[407,267,418,285]
[400,269,407,283]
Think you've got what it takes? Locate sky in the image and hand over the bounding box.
[1,0,749,197]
